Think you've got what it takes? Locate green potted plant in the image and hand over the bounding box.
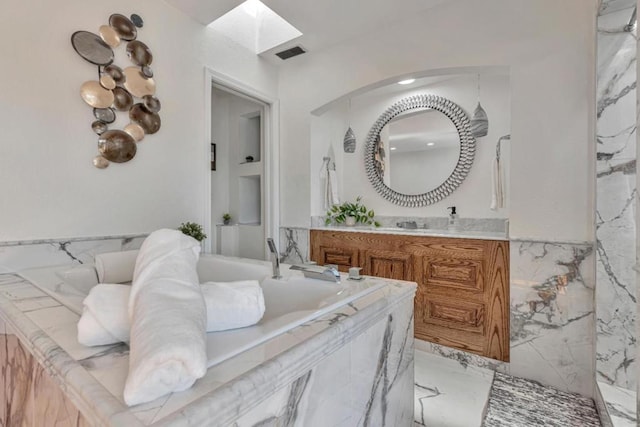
[325,196,380,227]
[222,213,232,225]
[178,222,207,242]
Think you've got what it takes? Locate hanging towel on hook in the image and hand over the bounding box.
[321,158,340,210]
[490,156,504,210]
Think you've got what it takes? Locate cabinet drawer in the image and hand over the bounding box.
[422,256,484,292]
[316,246,359,272]
[362,249,412,280]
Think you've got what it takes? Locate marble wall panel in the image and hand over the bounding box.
[0,235,146,274]
[279,227,310,264]
[232,300,415,427]
[596,159,637,389]
[509,240,595,397]
[597,6,638,393]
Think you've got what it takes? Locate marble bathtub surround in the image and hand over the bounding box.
[0,265,416,425]
[311,215,507,233]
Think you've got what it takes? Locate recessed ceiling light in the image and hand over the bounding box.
[427,142,435,146]
[398,78,415,85]
[390,147,397,150]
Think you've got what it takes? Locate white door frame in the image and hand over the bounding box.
[203,67,280,258]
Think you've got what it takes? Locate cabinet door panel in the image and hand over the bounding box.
[362,250,412,280]
[424,257,484,292]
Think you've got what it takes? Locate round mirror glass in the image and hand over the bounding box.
[365,94,475,207]
[380,108,460,195]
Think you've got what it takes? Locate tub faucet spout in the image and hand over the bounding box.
[266,238,281,279]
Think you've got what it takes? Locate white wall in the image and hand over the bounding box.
[310,72,511,220]
[279,0,596,242]
[0,0,278,241]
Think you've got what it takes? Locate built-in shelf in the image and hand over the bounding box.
[239,113,261,164]
[238,161,262,177]
[238,175,261,225]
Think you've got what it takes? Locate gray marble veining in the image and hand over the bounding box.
[596,4,638,395]
[278,227,309,264]
[0,235,146,274]
[510,240,595,397]
[598,381,638,426]
[415,339,509,374]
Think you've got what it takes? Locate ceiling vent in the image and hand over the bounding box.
[275,46,306,60]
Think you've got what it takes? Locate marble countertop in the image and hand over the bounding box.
[311,226,509,241]
[0,268,416,426]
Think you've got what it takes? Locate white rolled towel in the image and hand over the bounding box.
[77,280,265,346]
[124,229,206,407]
[77,284,131,346]
[95,250,139,284]
[202,280,265,331]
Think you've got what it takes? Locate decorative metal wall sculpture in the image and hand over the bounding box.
[71,13,161,169]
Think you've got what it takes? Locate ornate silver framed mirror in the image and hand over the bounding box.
[364,94,475,207]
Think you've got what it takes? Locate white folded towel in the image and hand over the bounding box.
[124,229,206,407]
[328,169,340,207]
[77,284,130,346]
[95,250,139,284]
[77,280,265,346]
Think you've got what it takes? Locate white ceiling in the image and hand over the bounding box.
[164,0,449,54]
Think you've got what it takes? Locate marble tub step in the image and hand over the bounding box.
[414,350,494,427]
[483,373,601,427]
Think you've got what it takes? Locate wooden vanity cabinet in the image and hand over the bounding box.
[310,230,510,362]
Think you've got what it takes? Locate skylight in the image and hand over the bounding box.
[209,0,302,54]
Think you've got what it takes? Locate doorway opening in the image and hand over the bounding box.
[205,72,278,260]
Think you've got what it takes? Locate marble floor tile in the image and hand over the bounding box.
[598,382,637,427]
[483,373,600,427]
[414,350,494,427]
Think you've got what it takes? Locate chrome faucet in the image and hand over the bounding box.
[266,238,281,279]
[289,264,341,283]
